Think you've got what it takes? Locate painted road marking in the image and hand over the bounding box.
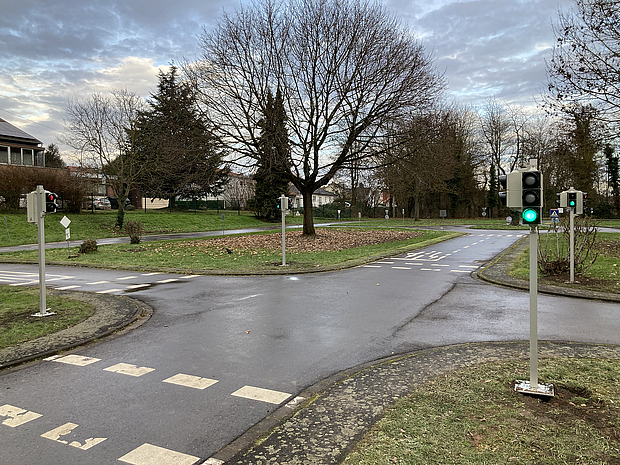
[204,459,225,465]
[97,289,123,294]
[420,268,441,272]
[163,374,219,390]
[375,261,394,264]
[141,272,162,276]
[86,280,110,285]
[362,265,382,268]
[237,293,262,301]
[117,276,139,281]
[459,265,479,268]
[392,266,411,270]
[126,284,150,290]
[51,355,101,366]
[180,275,200,279]
[231,386,292,405]
[0,404,42,427]
[55,285,81,290]
[450,270,472,273]
[41,423,107,450]
[104,363,155,377]
[118,443,201,465]
[156,278,179,284]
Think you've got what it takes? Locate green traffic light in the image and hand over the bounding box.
[522,208,539,223]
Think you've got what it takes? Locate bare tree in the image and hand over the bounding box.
[546,0,620,126]
[61,90,145,228]
[186,0,444,235]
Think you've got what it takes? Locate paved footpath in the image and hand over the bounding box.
[1,233,619,464]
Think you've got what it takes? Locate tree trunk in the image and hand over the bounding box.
[414,196,420,221]
[302,190,316,236]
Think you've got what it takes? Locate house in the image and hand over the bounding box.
[288,185,336,209]
[0,118,45,167]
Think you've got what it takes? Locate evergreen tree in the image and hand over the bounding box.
[44,144,66,169]
[253,88,290,221]
[134,66,227,206]
[605,145,619,216]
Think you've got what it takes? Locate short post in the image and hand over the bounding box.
[221,213,225,235]
[281,194,287,266]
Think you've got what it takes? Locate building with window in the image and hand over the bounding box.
[0,118,45,167]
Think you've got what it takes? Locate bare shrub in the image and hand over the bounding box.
[125,220,144,244]
[79,239,98,254]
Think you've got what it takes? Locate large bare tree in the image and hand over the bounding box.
[186,0,444,235]
[546,0,620,126]
[61,89,145,228]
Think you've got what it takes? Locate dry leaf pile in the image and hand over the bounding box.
[182,228,421,253]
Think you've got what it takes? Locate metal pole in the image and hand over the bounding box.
[529,226,538,390]
[570,207,575,282]
[33,185,54,317]
[281,195,286,266]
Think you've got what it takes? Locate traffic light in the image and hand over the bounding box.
[281,196,288,211]
[568,192,577,209]
[583,192,588,209]
[45,191,58,213]
[576,191,585,215]
[556,193,561,206]
[498,174,508,206]
[276,198,281,210]
[521,170,542,225]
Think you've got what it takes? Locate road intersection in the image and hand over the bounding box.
[1,229,618,464]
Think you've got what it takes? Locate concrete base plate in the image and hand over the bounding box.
[515,380,555,397]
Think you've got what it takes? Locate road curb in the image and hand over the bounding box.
[477,236,620,303]
[0,290,152,370]
[214,341,620,464]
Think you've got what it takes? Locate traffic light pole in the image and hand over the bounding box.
[32,185,54,317]
[280,194,287,267]
[529,226,538,390]
[570,207,575,283]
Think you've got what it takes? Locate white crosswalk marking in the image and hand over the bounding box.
[231,386,291,404]
[163,374,218,390]
[118,443,201,465]
[0,404,42,427]
[104,363,155,377]
[50,355,101,366]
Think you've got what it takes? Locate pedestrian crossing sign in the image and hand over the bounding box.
[550,209,559,219]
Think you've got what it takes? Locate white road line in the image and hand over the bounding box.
[180,275,200,279]
[96,289,123,294]
[55,285,81,290]
[452,250,461,253]
[118,443,201,465]
[156,278,179,284]
[463,246,469,249]
[392,266,411,270]
[103,363,155,377]
[116,276,138,281]
[375,261,394,264]
[86,280,109,285]
[238,294,262,301]
[126,284,150,290]
[9,281,37,286]
[231,386,292,405]
[41,423,106,450]
[0,404,42,427]
[405,263,423,266]
[459,265,479,268]
[141,272,162,276]
[163,374,218,390]
[363,265,382,268]
[50,355,101,366]
[450,270,472,273]
[420,268,442,272]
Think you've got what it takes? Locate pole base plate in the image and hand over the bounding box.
[31,310,56,318]
[515,380,555,397]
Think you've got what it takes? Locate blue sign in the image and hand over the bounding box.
[550,209,559,218]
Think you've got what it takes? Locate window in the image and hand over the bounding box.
[10,147,21,165]
[0,146,7,164]
[23,148,33,166]
[35,150,44,167]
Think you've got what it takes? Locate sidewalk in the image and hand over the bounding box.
[1,235,619,464]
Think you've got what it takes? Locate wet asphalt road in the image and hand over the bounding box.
[1,229,619,464]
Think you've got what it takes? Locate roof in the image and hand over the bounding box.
[0,118,42,145]
[289,185,336,197]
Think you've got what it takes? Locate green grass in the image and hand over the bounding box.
[509,232,620,293]
[0,285,93,349]
[344,358,620,465]
[0,210,276,247]
[0,228,456,273]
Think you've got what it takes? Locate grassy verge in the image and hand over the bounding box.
[509,232,620,293]
[0,228,457,274]
[344,358,620,465]
[0,285,93,349]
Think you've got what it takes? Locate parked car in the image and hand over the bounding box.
[86,197,111,210]
[107,196,132,209]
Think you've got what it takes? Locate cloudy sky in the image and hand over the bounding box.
[1,0,573,157]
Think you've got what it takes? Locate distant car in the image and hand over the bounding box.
[107,196,132,209]
[86,197,111,210]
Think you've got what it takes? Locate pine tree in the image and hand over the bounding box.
[134,66,227,206]
[253,89,291,221]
